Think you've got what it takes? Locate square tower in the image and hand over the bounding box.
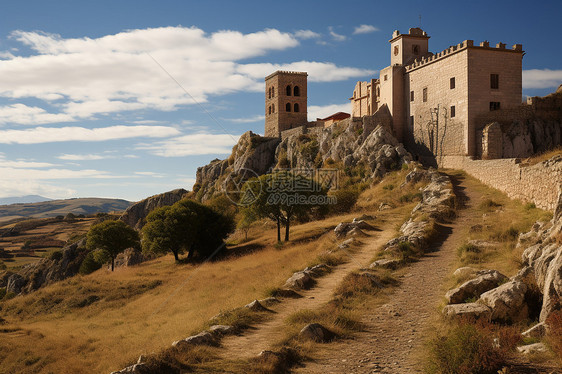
[389,28,430,66]
[265,71,308,137]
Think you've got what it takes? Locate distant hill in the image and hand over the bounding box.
[0,197,133,223]
[0,195,52,205]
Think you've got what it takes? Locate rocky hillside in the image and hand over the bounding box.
[119,189,188,230]
[195,118,412,201]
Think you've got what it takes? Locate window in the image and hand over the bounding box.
[490,74,499,89]
[268,87,271,99]
[423,87,427,102]
[376,87,380,96]
[413,45,419,55]
[272,104,275,113]
[450,105,456,118]
[490,102,501,111]
[450,77,455,89]
[286,103,291,112]
[271,86,275,97]
[384,74,388,81]
[410,115,414,129]
[268,106,271,115]
[394,46,399,56]
[410,90,414,102]
[286,85,292,96]
[293,86,300,96]
[294,103,299,112]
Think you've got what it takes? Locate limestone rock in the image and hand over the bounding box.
[270,288,302,298]
[452,267,478,279]
[284,271,314,290]
[378,202,392,211]
[521,322,547,339]
[172,331,215,348]
[258,297,281,307]
[298,323,336,342]
[517,343,548,355]
[119,189,188,230]
[209,325,237,336]
[338,238,356,249]
[6,273,25,294]
[479,280,528,323]
[369,258,401,270]
[303,264,330,277]
[348,227,368,237]
[445,270,508,304]
[442,303,492,321]
[244,300,270,312]
[113,248,145,268]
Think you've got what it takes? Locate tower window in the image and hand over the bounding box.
[294,103,299,112]
[271,86,275,97]
[410,90,414,102]
[413,45,420,55]
[272,104,275,113]
[490,74,499,89]
[268,87,271,99]
[268,106,271,115]
[490,102,501,111]
[450,105,456,118]
[286,85,292,96]
[410,116,414,129]
[384,74,388,81]
[450,77,455,89]
[423,87,427,102]
[394,45,399,56]
[293,86,300,96]
[286,103,291,112]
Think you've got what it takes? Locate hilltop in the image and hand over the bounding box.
[0,197,132,223]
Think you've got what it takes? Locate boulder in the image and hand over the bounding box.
[521,322,547,339]
[338,238,356,249]
[348,227,368,237]
[334,222,352,238]
[378,202,392,211]
[445,270,508,304]
[113,248,145,268]
[452,267,478,279]
[298,323,336,342]
[479,280,528,323]
[442,303,492,321]
[258,297,281,307]
[516,343,548,355]
[172,331,215,348]
[303,264,330,277]
[284,271,314,290]
[369,258,401,270]
[244,300,269,312]
[351,219,375,230]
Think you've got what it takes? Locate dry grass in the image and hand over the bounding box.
[523,146,562,166]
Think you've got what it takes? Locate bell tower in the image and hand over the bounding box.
[389,28,430,66]
[265,71,308,137]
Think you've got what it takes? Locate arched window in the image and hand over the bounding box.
[272,104,275,113]
[293,86,300,96]
[294,103,299,112]
[271,86,275,97]
[286,103,291,112]
[268,87,271,99]
[286,85,291,96]
[268,106,271,115]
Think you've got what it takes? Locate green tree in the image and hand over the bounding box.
[142,199,234,262]
[86,220,140,271]
[240,171,327,242]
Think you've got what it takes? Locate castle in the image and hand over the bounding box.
[265,27,531,162]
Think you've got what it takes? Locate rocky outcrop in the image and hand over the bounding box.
[284,271,314,290]
[298,323,336,342]
[172,331,216,348]
[334,218,375,238]
[479,280,528,323]
[119,189,188,230]
[113,248,145,268]
[442,303,492,321]
[445,270,508,304]
[2,239,88,295]
[195,123,413,202]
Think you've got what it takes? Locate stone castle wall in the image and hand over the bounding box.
[441,155,562,211]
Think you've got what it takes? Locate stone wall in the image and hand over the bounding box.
[441,155,562,211]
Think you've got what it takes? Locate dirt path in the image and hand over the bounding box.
[218,220,400,359]
[292,172,479,373]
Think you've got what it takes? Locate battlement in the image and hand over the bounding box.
[390,27,429,41]
[405,39,523,72]
[265,70,308,81]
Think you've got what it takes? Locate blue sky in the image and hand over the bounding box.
[0,0,560,201]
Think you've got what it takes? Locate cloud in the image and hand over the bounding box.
[294,30,321,40]
[138,132,239,157]
[353,25,379,35]
[134,171,165,178]
[0,51,15,59]
[0,154,55,168]
[308,103,351,120]
[0,125,180,144]
[57,154,110,160]
[0,103,74,125]
[237,61,376,82]
[0,179,75,199]
[226,114,265,123]
[328,27,346,42]
[523,69,562,89]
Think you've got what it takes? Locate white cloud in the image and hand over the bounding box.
[294,30,321,39]
[57,154,109,160]
[0,125,180,144]
[353,25,379,35]
[134,171,165,178]
[0,179,75,199]
[138,132,239,157]
[523,69,562,89]
[308,103,351,120]
[0,51,15,59]
[237,61,375,83]
[226,114,265,123]
[328,27,347,42]
[0,154,55,168]
[0,103,74,125]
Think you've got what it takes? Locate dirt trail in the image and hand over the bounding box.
[218,220,400,359]
[293,172,478,373]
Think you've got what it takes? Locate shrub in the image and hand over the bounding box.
[426,322,507,374]
[397,241,420,262]
[328,188,360,214]
[399,192,423,203]
[49,250,63,261]
[383,184,395,190]
[79,251,103,274]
